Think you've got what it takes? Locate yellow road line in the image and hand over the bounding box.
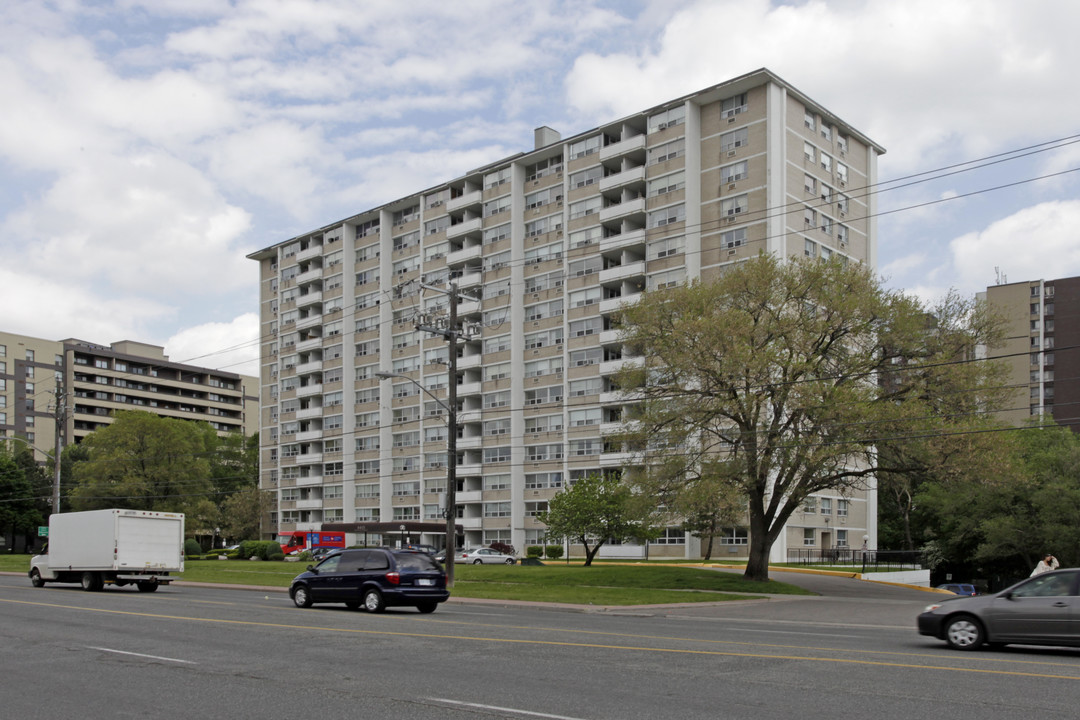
[4,596,1079,680]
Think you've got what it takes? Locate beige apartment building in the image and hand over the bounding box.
[0,331,259,462]
[249,68,884,559]
[980,276,1080,429]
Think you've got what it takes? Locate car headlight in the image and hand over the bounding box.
[923,603,943,613]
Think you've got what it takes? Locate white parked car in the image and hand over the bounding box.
[455,547,516,565]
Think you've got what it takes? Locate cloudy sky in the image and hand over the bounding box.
[2,0,1078,377]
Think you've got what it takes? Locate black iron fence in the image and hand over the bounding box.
[786,548,922,572]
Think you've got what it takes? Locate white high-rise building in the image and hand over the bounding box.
[249,68,884,558]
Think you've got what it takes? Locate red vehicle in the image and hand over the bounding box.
[277,531,346,556]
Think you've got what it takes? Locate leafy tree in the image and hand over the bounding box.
[538,474,651,566]
[68,410,215,515]
[0,448,41,548]
[217,485,272,543]
[615,254,1005,582]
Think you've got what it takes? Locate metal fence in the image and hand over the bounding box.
[785,548,922,572]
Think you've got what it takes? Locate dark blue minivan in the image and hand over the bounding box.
[290,547,449,613]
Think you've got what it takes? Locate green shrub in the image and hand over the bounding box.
[544,545,564,560]
[184,539,203,558]
[526,545,543,558]
[267,550,285,561]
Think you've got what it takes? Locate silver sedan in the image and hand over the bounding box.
[455,548,516,565]
[917,568,1080,650]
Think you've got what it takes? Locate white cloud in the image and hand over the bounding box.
[165,313,260,376]
[950,200,1080,293]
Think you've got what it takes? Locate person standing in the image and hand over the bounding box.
[1031,554,1060,576]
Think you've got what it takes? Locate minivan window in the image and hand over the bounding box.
[395,553,441,571]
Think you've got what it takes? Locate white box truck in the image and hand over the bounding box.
[29,509,185,592]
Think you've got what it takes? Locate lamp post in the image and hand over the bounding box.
[375,370,458,587]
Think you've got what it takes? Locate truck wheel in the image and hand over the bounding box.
[30,569,45,588]
[292,585,313,608]
[81,572,102,592]
[136,582,159,593]
[363,589,386,613]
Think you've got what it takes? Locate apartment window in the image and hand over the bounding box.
[836,224,849,245]
[648,138,685,165]
[570,348,602,367]
[484,391,510,409]
[524,356,563,377]
[569,287,601,308]
[485,362,511,381]
[393,256,420,276]
[719,527,748,545]
[355,412,379,430]
[720,127,748,153]
[525,187,561,209]
[804,239,817,257]
[651,528,686,545]
[393,456,420,473]
[483,474,511,491]
[649,204,685,228]
[526,155,562,180]
[804,142,816,163]
[721,92,747,118]
[569,135,601,160]
[524,242,563,265]
[525,215,561,237]
[721,161,747,184]
[649,268,685,290]
[570,166,603,188]
[483,195,512,218]
[393,431,420,448]
[524,270,564,294]
[392,205,419,225]
[568,439,601,456]
[483,223,511,245]
[525,386,562,405]
[525,472,563,489]
[836,163,848,185]
[25,350,35,362]
[525,328,563,349]
[527,443,563,461]
[484,502,512,518]
[525,415,563,433]
[804,174,817,195]
[568,377,603,397]
[525,501,548,518]
[820,498,832,515]
[569,196,601,220]
[837,134,849,154]
[569,226,601,248]
[820,215,833,236]
[820,153,832,173]
[568,318,602,338]
[525,299,563,321]
[393,230,420,251]
[721,195,748,217]
[324,462,344,476]
[836,529,848,548]
[484,334,511,354]
[803,528,816,546]
[483,307,509,327]
[648,171,685,197]
[423,373,447,391]
[803,109,815,131]
[649,105,686,132]
[484,446,511,464]
[569,408,601,427]
[485,250,511,272]
[484,418,511,436]
[721,227,746,249]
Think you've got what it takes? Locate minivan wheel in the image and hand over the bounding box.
[944,615,984,650]
[415,601,437,614]
[292,585,313,608]
[363,589,386,613]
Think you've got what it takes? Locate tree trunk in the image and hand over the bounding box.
[743,505,773,582]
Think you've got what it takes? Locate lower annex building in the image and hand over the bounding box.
[0,332,259,462]
[249,68,884,559]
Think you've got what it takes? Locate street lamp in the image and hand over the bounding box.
[375,370,458,587]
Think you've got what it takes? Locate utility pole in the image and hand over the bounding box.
[416,281,471,588]
[49,380,67,515]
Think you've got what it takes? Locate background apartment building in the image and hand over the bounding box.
[249,68,884,559]
[981,276,1080,429]
[0,331,259,462]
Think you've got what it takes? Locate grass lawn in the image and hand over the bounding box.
[0,554,813,604]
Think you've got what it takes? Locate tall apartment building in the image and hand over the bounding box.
[981,276,1080,429]
[0,331,259,463]
[249,68,884,559]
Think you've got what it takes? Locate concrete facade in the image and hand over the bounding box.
[249,68,884,559]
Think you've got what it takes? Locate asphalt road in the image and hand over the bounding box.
[2,571,1078,719]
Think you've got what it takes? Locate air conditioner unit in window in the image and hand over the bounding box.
[658,122,668,130]
[728,116,736,123]
[727,150,736,157]
[728,183,736,190]
[728,249,737,256]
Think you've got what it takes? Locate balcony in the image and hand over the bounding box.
[457,268,483,289]
[446,217,482,239]
[296,337,322,353]
[599,292,642,315]
[296,360,323,375]
[297,452,323,466]
[296,290,322,309]
[296,313,323,331]
[599,260,645,285]
[598,328,625,345]
[296,244,323,263]
[600,451,634,467]
[600,165,646,192]
[447,189,482,213]
[600,355,644,376]
[447,244,483,266]
[457,353,482,370]
[457,461,483,476]
[296,267,323,285]
[296,498,323,510]
[457,489,482,504]
[296,474,323,486]
[297,383,323,398]
[296,406,323,420]
[600,134,646,161]
[457,380,482,397]
[296,430,322,442]
[599,197,646,223]
[600,228,646,254]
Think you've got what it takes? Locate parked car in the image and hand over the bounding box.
[918,568,1080,650]
[289,547,449,613]
[309,546,340,562]
[935,583,978,596]
[406,544,438,556]
[455,547,516,565]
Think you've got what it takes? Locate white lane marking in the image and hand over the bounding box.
[723,627,864,638]
[86,647,196,664]
[429,698,590,720]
